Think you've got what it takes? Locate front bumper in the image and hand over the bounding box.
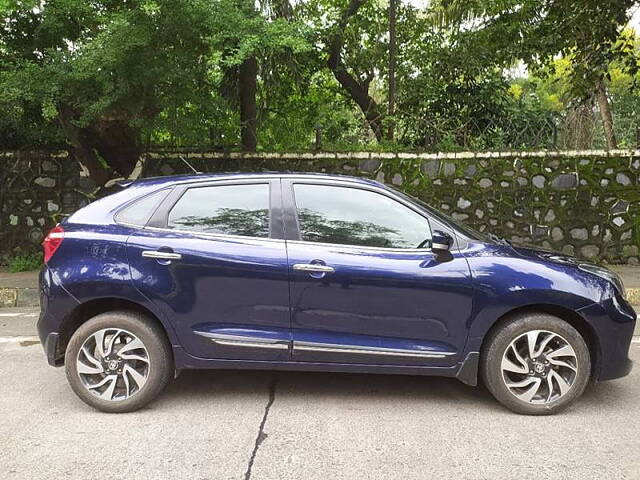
[578,294,636,382]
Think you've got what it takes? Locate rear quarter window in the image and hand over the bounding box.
[115,189,170,227]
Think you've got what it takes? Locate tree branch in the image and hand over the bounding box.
[327,0,384,141]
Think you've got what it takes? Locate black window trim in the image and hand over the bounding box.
[144,178,284,241]
[283,178,446,252]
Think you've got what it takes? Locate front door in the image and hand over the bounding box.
[283,180,473,367]
[127,179,291,361]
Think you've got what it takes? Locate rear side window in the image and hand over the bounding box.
[115,189,169,226]
[167,184,270,238]
[293,184,430,249]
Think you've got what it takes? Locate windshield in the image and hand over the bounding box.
[388,186,492,243]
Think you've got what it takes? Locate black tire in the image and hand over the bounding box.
[65,311,173,413]
[481,313,591,415]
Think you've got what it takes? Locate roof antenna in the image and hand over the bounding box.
[179,155,201,175]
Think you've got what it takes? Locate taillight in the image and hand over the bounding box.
[42,224,65,263]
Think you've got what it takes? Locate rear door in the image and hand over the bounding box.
[283,179,474,367]
[126,178,291,361]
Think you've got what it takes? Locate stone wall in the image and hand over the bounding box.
[1,150,639,264]
[0,151,94,263]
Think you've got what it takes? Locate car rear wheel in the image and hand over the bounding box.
[65,311,173,413]
[481,313,591,415]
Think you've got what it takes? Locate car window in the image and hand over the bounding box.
[293,184,431,249]
[168,183,270,237]
[115,189,170,226]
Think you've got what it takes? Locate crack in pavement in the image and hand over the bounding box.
[244,377,278,480]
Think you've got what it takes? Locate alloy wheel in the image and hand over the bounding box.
[500,329,578,404]
[76,328,150,401]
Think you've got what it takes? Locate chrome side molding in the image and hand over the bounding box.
[293,341,454,359]
[194,331,289,351]
[194,331,453,358]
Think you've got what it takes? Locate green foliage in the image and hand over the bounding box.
[430,0,637,97]
[8,253,42,273]
[1,0,639,154]
[1,0,217,149]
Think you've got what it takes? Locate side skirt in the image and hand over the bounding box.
[172,346,479,385]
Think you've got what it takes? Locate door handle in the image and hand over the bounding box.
[292,263,335,273]
[142,250,182,260]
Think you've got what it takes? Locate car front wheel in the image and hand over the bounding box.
[481,313,591,415]
[65,311,173,413]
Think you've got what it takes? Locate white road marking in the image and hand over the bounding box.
[0,313,21,317]
[0,336,40,344]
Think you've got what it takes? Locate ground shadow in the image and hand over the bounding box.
[159,368,502,413]
[157,368,637,414]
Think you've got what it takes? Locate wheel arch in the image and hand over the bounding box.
[56,297,176,364]
[479,304,600,379]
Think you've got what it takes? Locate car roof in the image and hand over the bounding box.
[130,171,384,189]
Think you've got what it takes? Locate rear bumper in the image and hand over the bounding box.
[42,332,61,366]
[37,265,78,367]
[578,294,636,382]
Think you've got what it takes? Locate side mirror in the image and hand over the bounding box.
[431,230,453,252]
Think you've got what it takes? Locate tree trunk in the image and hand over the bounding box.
[565,103,594,150]
[327,0,384,142]
[595,80,617,150]
[58,105,141,192]
[387,0,397,142]
[239,56,258,152]
[315,124,322,151]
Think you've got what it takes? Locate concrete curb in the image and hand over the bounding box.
[0,288,39,308]
[628,288,640,307]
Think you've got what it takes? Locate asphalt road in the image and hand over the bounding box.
[1,309,639,480]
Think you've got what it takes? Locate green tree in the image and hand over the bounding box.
[430,0,639,149]
[2,0,639,161]
[0,0,310,187]
[1,0,216,186]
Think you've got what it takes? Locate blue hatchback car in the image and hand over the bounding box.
[38,173,636,414]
